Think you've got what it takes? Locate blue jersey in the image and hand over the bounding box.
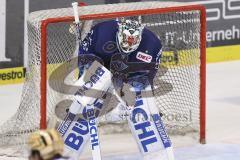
[78,20,162,84]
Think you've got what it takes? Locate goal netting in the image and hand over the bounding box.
[0,1,206,157]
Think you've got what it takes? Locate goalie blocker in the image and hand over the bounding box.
[57,61,174,160]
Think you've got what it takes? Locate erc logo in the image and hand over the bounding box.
[136,52,152,63]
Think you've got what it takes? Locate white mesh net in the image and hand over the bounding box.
[0,1,205,157]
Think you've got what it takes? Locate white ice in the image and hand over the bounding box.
[0,61,240,160]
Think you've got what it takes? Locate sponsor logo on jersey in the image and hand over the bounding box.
[136,52,152,63]
[155,49,162,69]
[82,30,94,51]
[103,41,117,53]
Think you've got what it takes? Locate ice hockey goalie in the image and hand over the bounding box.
[57,18,174,160]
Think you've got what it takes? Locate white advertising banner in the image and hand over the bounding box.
[0,0,10,62]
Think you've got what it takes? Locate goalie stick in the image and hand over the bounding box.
[72,2,81,43]
[72,2,102,160]
[60,3,103,160]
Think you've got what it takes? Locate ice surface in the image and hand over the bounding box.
[0,61,240,160]
[103,144,240,160]
[1,144,240,160]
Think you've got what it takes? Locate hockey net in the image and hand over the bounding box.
[0,1,206,157]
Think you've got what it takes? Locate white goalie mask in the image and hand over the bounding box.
[117,19,144,54]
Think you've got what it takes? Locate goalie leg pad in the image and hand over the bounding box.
[59,98,104,159]
[128,81,174,160]
[57,61,112,159]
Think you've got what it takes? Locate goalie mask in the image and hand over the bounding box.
[117,19,144,54]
